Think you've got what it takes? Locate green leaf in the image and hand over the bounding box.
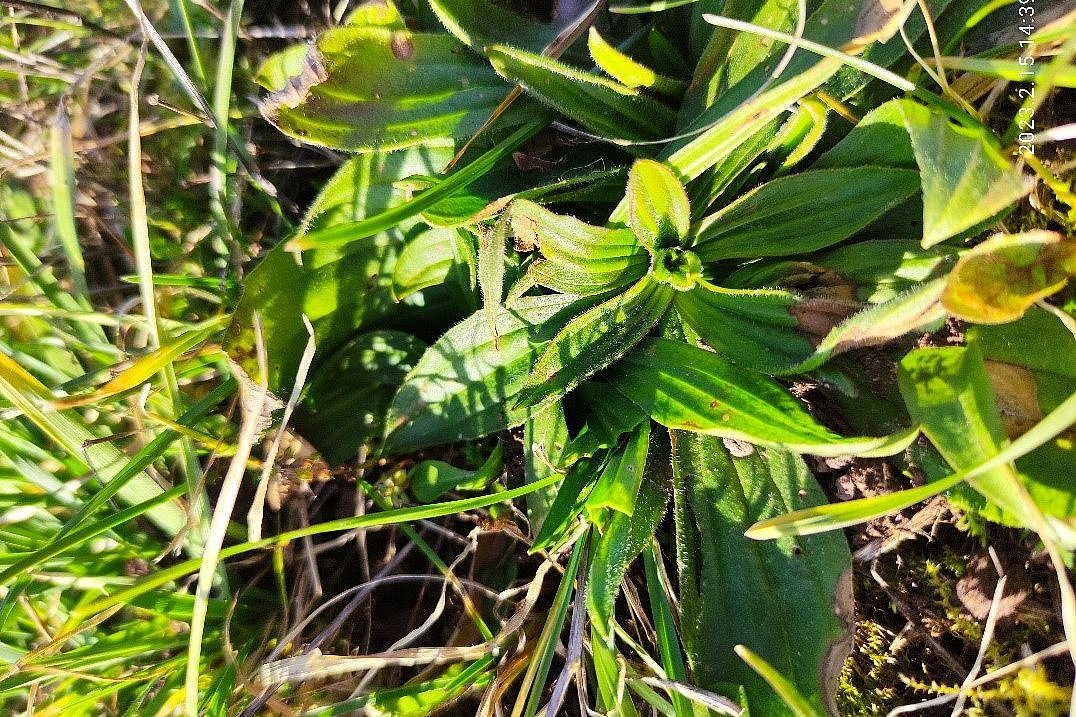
[608,338,918,457]
[897,99,1029,247]
[692,167,921,261]
[384,293,594,452]
[254,44,309,92]
[409,442,504,502]
[511,199,648,295]
[531,456,601,552]
[586,420,651,517]
[673,283,814,373]
[897,345,1076,542]
[427,0,567,53]
[735,646,824,717]
[478,214,508,341]
[516,277,674,410]
[810,239,949,303]
[938,56,1076,87]
[942,231,1076,323]
[392,226,474,302]
[749,389,1076,540]
[587,457,669,640]
[788,278,948,374]
[487,44,677,142]
[969,307,1076,382]
[523,402,571,535]
[295,331,426,465]
[588,27,686,96]
[627,159,691,250]
[812,99,916,171]
[671,432,851,716]
[262,27,527,152]
[226,150,464,397]
[658,58,841,186]
[562,381,649,464]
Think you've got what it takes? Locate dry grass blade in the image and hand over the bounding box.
[185,313,270,717]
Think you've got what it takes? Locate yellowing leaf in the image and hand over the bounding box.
[52,323,223,409]
[942,231,1076,323]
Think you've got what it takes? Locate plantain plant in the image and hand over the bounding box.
[230,0,1076,713]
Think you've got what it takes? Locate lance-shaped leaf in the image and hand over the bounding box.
[226,149,464,396]
[479,214,509,339]
[516,277,675,410]
[692,167,920,261]
[487,44,677,142]
[562,381,648,464]
[262,26,527,152]
[673,283,814,374]
[942,231,1076,324]
[671,432,852,716]
[586,420,652,517]
[523,402,571,535]
[588,448,669,641]
[428,0,566,53]
[897,100,1029,247]
[627,159,691,251]
[588,28,686,96]
[608,338,918,457]
[511,199,648,296]
[295,331,426,465]
[392,226,474,302]
[384,293,594,452]
[786,278,948,374]
[898,345,1076,545]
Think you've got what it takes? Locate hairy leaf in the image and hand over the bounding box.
[692,167,920,261]
[262,27,527,151]
[608,338,917,457]
[512,199,648,295]
[588,455,669,639]
[487,44,677,142]
[384,293,594,452]
[673,283,814,373]
[671,432,851,716]
[627,159,691,250]
[517,278,674,409]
